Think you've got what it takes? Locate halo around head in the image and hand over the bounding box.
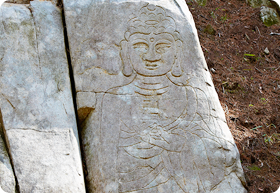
[125,4,181,41]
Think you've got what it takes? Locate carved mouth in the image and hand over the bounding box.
[145,62,160,70]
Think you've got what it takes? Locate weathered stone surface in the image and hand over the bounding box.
[76,92,96,124]
[0,2,85,192]
[65,0,247,192]
[260,6,280,26]
[33,0,59,6]
[0,113,16,193]
[4,0,59,5]
[4,0,30,4]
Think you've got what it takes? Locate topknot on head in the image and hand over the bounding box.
[125,4,180,40]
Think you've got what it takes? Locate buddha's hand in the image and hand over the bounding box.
[139,124,165,143]
[148,125,186,152]
[149,126,164,140]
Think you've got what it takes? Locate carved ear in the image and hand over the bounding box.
[120,40,133,77]
[171,40,183,77]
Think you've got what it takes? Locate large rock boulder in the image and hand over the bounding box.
[0,2,85,192]
[64,0,247,192]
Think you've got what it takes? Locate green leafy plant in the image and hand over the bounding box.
[249,104,254,107]
[261,98,267,104]
[210,11,216,19]
[221,14,228,22]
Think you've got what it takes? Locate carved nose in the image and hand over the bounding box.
[143,47,161,62]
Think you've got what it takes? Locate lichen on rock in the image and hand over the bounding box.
[260,6,280,26]
[246,0,271,8]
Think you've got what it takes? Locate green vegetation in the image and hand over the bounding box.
[203,24,216,35]
[221,14,228,22]
[248,165,261,171]
[263,133,280,144]
[195,0,207,6]
[260,7,280,27]
[244,54,255,57]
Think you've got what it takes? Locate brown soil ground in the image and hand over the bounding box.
[186,0,280,192]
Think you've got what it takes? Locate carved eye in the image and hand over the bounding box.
[155,43,171,54]
[133,43,148,53]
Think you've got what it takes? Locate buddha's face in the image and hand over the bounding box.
[128,33,176,76]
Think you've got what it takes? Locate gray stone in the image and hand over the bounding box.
[4,0,59,5]
[33,0,59,6]
[64,0,247,192]
[264,47,270,54]
[0,2,85,192]
[260,6,280,26]
[0,113,16,193]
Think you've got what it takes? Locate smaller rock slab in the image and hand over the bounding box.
[0,2,85,192]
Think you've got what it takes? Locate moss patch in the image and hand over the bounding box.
[203,24,216,35]
[260,6,280,26]
[194,0,207,6]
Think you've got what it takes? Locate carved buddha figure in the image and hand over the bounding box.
[98,4,246,193]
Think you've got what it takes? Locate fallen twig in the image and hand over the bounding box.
[255,67,262,73]
[270,32,280,35]
[255,26,261,36]
[199,14,208,20]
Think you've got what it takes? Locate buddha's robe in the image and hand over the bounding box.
[97,76,245,193]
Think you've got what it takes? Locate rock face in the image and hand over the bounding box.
[64,0,247,192]
[0,113,16,193]
[0,2,85,192]
[4,0,59,5]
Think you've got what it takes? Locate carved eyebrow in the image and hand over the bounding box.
[155,39,172,44]
[131,39,148,45]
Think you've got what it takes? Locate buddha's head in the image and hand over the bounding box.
[120,4,183,77]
